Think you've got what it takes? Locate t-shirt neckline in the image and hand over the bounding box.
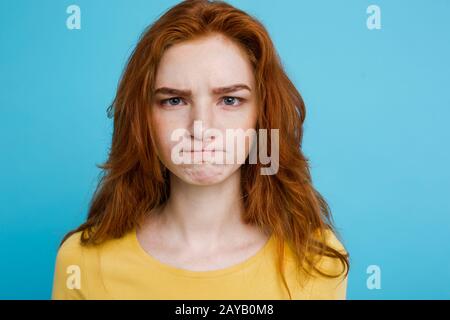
[129,228,275,279]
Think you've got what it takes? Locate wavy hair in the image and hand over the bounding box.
[62,0,350,299]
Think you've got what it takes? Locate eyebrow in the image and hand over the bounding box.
[153,84,251,96]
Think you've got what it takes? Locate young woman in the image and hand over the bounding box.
[52,0,350,299]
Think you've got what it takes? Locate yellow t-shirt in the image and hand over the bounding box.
[51,228,348,299]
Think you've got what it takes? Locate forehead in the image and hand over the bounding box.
[155,34,255,89]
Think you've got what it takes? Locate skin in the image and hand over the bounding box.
[136,33,270,271]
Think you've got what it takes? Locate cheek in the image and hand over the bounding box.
[151,113,173,155]
[218,97,256,121]
[241,104,259,153]
[151,112,186,161]
[230,103,258,130]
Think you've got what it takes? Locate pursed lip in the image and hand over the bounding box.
[184,149,224,152]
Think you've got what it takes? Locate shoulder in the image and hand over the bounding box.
[323,228,347,257]
[282,228,349,300]
[52,229,136,299]
[308,228,349,299]
[55,231,87,270]
[52,231,90,299]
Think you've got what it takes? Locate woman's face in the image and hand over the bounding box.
[151,33,258,186]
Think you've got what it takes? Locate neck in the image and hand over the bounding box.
[155,168,255,249]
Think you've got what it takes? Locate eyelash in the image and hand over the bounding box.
[159,96,244,108]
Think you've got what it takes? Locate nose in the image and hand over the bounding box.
[188,99,216,143]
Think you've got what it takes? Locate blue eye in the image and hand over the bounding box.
[161,97,184,106]
[222,96,242,106]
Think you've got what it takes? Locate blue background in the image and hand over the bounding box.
[1,0,449,299]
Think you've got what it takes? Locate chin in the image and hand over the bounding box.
[173,163,236,186]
